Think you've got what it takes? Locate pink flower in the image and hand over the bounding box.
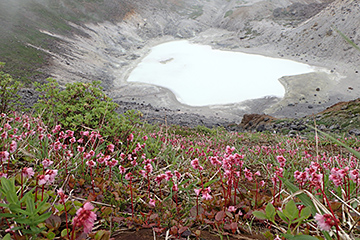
[66,130,74,138]
[72,202,97,234]
[226,146,235,155]
[165,171,173,181]
[244,168,253,181]
[53,141,62,151]
[9,140,17,153]
[201,187,212,200]
[125,172,133,180]
[58,131,65,139]
[38,134,45,141]
[45,169,58,184]
[0,172,8,178]
[77,146,85,153]
[314,213,338,231]
[38,175,50,185]
[82,131,89,137]
[118,165,126,174]
[202,192,212,200]
[5,225,14,233]
[350,169,359,181]
[194,188,201,196]
[155,174,166,184]
[191,158,203,171]
[228,206,236,212]
[172,184,178,192]
[1,131,7,139]
[42,158,53,168]
[22,167,35,178]
[89,150,95,158]
[139,170,146,178]
[131,159,137,167]
[209,156,222,166]
[52,125,61,133]
[149,198,156,207]
[0,151,9,162]
[107,144,115,153]
[276,155,286,167]
[127,133,134,142]
[23,122,30,130]
[259,180,265,187]
[57,188,67,204]
[106,159,118,167]
[145,163,153,174]
[86,160,96,167]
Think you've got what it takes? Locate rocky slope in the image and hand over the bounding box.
[2,0,360,127]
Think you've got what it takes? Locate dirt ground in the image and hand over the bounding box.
[111,228,268,240]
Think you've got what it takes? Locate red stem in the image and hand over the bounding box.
[90,167,95,194]
[20,174,24,199]
[41,185,45,202]
[129,178,134,218]
[71,224,76,240]
[63,201,70,239]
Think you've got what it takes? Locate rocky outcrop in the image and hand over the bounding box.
[237,114,277,132]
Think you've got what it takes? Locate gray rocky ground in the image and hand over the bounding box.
[6,0,360,128]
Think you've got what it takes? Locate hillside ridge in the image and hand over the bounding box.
[1,0,360,127]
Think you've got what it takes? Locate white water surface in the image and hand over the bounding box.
[127,40,314,106]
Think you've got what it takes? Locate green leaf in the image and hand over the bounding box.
[283,234,320,240]
[31,211,52,225]
[282,179,317,216]
[306,124,360,159]
[0,212,17,218]
[0,202,9,207]
[54,203,65,212]
[34,196,50,215]
[61,228,71,237]
[265,203,276,223]
[1,178,18,205]
[20,187,35,203]
[46,231,56,240]
[203,178,219,188]
[14,217,32,224]
[9,203,28,215]
[94,230,111,240]
[276,210,288,223]
[2,233,12,240]
[300,207,311,219]
[334,27,360,52]
[252,211,267,220]
[37,202,51,214]
[26,195,36,215]
[283,200,299,221]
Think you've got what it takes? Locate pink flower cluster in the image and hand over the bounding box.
[329,167,349,187]
[293,161,323,191]
[194,187,212,200]
[72,202,97,234]
[314,213,338,231]
[191,158,203,171]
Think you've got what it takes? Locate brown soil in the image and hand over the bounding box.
[112,228,268,240]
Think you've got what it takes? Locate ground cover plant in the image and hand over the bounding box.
[2,78,360,240]
[0,110,360,239]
